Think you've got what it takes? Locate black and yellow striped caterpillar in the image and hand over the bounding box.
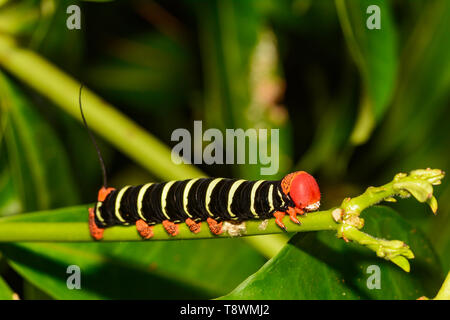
[78,85,321,240]
[88,173,321,240]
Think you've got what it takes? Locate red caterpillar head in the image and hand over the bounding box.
[281,171,320,211]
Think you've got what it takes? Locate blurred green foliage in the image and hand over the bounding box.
[0,0,448,299]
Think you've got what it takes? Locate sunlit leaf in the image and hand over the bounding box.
[221,207,443,299]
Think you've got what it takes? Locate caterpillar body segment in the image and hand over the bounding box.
[88,172,321,240]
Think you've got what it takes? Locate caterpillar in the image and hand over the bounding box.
[89,173,321,240]
[78,86,321,240]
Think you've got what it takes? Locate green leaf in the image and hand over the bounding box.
[336,0,398,145]
[196,0,292,180]
[427,183,450,271]
[1,238,265,299]
[0,275,14,300]
[0,72,79,211]
[295,93,354,177]
[394,180,433,203]
[0,164,21,217]
[0,208,266,299]
[23,280,53,300]
[371,0,450,161]
[86,34,191,111]
[221,206,443,299]
[390,256,410,273]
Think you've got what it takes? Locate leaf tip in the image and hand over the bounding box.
[391,256,411,272]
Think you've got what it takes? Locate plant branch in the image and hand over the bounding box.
[0,169,444,272]
[332,168,444,271]
[0,205,337,242]
[0,35,203,182]
[339,169,444,218]
[337,224,414,272]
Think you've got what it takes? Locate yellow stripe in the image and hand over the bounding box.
[137,183,154,221]
[205,178,223,217]
[278,189,285,207]
[95,202,104,223]
[183,178,200,218]
[250,180,265,218]
[161,181,176,219]
[268,185,275,212]
[227,180,246,217]
[115,186,131,223]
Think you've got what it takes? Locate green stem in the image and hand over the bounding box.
[338,224,414,272]
[341,169,444,218]
[0,35,203,181]
[0,205,337,242]
[0,168,443,273]
[334,168,444,272]
[0,35,290,257]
